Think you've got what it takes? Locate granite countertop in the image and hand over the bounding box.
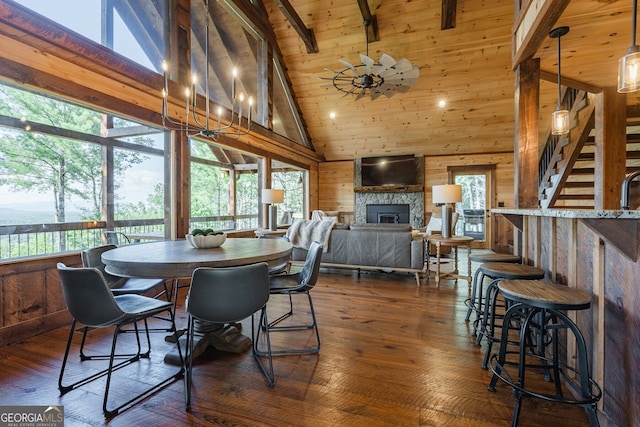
[492,208,640,219]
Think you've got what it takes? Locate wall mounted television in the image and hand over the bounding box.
[360,155,418,186]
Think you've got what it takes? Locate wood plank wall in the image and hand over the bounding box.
[519,215,640,427]
[0,253,78,346]
[317,153,515,250]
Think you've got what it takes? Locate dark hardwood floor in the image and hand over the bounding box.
[0,258,594,426]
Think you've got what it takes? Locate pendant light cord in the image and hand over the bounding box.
[557,34,562,110]
[633,0,638,48]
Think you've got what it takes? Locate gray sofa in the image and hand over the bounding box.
[289,223,426,286]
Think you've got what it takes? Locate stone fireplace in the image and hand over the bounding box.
[355,192,424,227]
[353,155,424,228]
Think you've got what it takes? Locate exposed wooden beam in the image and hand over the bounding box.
[512,0,570,69]
[515,57,540,209]
[539,69,602,94]
[594,87,627,210]
[441,0,457,30]
[357,0,379,42]
[274,0,318,53]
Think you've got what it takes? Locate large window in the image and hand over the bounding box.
[12,0,312,148]
[13,0,164,72]
[0,84,166,259]
[272,160,305,223]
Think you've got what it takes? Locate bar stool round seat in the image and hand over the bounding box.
[466,258,526,322]
[466,255,523,327]
[488,280,601,426]
[472,262,546,369]
[469,253,521,264]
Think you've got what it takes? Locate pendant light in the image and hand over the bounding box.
[618,0,640,92]
[549,26,570,136]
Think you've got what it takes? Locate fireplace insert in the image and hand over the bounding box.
[366,204,410,224]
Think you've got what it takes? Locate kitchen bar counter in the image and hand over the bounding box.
[493,208,640,262]
[490,208,640,426]
[492,208,640,219]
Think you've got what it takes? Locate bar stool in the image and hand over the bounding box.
[488,279,601,426]
[465,253,521,323]
[473,262,545,369]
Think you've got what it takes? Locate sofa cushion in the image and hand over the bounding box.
[348,223,412,232]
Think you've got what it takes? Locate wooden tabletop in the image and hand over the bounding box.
[498,279,592,311]
[426,235,474,245]
[102,238,293,279]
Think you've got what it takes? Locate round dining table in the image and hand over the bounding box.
[101,238,293,364]
[102,238,293,279]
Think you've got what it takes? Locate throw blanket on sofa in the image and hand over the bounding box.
[285,218,336,252]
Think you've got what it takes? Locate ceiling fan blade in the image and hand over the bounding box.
[393,58,414,73]
[380,59,413,78]
[373,53,396,75]
[338,59,359,74]
[385,66,420,86]
[360,54,375,75]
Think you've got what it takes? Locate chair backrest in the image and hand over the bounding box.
[56,263,125,327]
[186,262,270,324]
[298,241,323,289]
[104,231,130,245]
[81,245,126,289]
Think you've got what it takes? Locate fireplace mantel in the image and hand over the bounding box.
[354,185,424,193]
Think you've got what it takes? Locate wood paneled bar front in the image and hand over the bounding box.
[493,208,640,427]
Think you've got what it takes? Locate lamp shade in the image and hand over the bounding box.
[432,184,462,204]
[262,188,284,204]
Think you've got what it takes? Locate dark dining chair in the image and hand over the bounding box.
[56,263,183,418]
[256,240,323,356]
[81,245,173,345]
[184,262,274,411]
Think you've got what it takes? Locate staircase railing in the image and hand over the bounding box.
[537,87,594,208]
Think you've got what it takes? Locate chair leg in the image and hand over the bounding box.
[103,310,184,418]
[59,320,144,394]
[252,309,275,388]
[258,291,320,356]
[185,316,195,412]
[79,319,149,361]
[268,293,294,327]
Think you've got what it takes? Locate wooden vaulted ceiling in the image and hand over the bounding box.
[265,0,640,161]
[3,0,640,169]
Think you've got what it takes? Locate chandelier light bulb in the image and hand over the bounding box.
[159,0,253,141]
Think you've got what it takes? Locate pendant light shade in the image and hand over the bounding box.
[618,0,640,92]
[549,26,570,136]
[552,109,570,136]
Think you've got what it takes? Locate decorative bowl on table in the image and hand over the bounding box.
[186,233,226,248]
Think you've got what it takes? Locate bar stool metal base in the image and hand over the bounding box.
[488,280,601,427]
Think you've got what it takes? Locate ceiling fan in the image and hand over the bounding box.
[320,19,420,100]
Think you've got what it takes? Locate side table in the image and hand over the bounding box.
[254,228,287,238]
[426,235,473,288]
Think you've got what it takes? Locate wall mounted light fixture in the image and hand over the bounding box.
[549,26,570,136]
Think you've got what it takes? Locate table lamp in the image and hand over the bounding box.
[262,188,285,231]
[432,184,462,238]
